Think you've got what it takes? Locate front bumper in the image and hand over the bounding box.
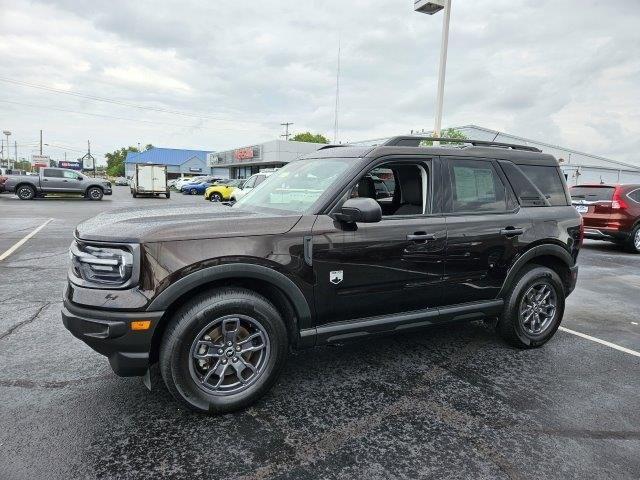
[62,299,164,376]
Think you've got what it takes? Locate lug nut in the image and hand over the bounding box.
[227,341,232,346]
[232,357,238,363]
[204,335,211,340]
[235,346,241,351]
[222,359,227,364]
[218,349,223,354]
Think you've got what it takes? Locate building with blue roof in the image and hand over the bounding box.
[125,148,228,179]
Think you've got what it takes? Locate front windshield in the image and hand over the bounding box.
[234,158,352,214]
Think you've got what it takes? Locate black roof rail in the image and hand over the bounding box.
[382,136,542,153]
[317,144,348,150]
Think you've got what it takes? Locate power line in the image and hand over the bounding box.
[0,99,204,128]
[0,76,268,127]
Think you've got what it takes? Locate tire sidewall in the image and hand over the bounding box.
[628,226,640,253]
[210,192,222,202]
[504,266,565,347]
[87,187,103,200]
[17,185,35,200]
[161,290,287,413]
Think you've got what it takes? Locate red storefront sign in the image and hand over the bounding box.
[234,147,254,161]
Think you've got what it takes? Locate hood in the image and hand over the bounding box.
[75,204,302,243]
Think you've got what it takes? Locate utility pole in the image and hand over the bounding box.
[280,122,293,141]
[40,130,43,155]
[14,140,17,166]
[334,36,341,144]
[89,140,96,177]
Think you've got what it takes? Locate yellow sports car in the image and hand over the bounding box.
[204,179,245,202]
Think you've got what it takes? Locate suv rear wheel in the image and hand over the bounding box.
[86,187,103,201]
[159,287,288,414]
[497,265,565,348]
[626,225,640,254]
[16,184,36,200]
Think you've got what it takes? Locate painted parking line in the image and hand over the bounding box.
[560,326,640,358]
[0,218,54,262]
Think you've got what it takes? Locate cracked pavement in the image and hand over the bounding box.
[0,189,638,480]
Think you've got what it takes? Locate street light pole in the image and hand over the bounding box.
[414,0,452,146]
[3,130,11,169]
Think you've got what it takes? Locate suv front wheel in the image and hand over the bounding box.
[497,265,565,348]
[160,287,288,414]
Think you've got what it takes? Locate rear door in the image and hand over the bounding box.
[441,157,531,305]
[153,166,167,192]
[137,166,153,192]
[41,168,66,192]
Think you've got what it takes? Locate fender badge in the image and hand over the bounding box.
[329,270,343,285]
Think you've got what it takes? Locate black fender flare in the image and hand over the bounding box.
[146,263,313,331]
[498,244,574,298]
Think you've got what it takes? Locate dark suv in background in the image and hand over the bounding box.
[62,136,582,413]
[570,184,640,253]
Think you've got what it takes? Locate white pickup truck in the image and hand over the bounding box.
[130,164,170,198]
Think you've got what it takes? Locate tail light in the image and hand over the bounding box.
[0,175,7,185]
[611,187,628,210]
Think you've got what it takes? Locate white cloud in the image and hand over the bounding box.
[1,0,639,165]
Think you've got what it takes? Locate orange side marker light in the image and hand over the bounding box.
[131,320,152,331]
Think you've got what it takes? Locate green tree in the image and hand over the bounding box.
[419,128,467,146]
[13,160,33,172]
[105,144,154,177]
[290,132,329,144]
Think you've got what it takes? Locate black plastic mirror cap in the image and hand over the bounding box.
[336,198,382,223]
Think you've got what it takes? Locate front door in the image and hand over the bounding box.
[441,157,532,305]
[41,168,67,191]
[312,159,446,325]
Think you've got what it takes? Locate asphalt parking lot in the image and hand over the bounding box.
[0,188,638,480]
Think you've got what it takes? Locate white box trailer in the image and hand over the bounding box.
[130,164,170,198]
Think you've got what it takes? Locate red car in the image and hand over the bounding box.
[570,184,640,253]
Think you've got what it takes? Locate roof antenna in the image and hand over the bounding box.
[333,34,341,144]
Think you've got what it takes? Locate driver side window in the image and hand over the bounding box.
[62,170,79,179]
[349,162,429,216]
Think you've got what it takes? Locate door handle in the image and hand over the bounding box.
[407,232,436,242]
[500,227,525,237]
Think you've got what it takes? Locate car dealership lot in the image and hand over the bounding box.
[0,189,638,479]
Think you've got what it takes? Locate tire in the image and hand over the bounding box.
[87,187,103,201]
[165,189,171,199]
[210,192,223,202]
[132,191,137,198]
[160,287,288,414]
[497,265,565,349]
[16,184,36,200]
[190,188,197,195]
[625,225,640,254]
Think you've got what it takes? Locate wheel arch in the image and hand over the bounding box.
[498,244,574,298]
[147,264,313,363]
[14,182,36,194]
[85,184,104,193]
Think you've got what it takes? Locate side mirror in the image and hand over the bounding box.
[334,198,382,224]
[77,176,84,180]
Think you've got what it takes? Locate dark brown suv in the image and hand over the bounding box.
[62,137,582,413]
[570,184,640,253]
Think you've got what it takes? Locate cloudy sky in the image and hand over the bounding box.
[1,0,639,165]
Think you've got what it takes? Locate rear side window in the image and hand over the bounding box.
[628,189,640,203]
[570,186,614,202]
[518,165,568,206]
[43,169,63,178]
[449,160,508,213]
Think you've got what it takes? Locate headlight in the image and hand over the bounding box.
[69,240,138,288]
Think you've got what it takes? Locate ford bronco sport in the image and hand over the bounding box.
[62,136,582,413]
